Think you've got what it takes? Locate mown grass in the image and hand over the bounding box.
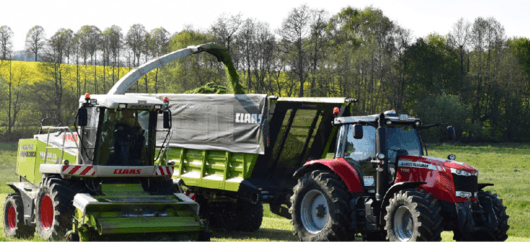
[0,142,528,241]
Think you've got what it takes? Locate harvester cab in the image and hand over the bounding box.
[76,93,171,167]
[291,110,509,241]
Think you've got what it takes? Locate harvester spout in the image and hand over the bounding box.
[107,43,243,95]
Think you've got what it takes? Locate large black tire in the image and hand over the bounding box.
[35,177,83,240]
[453,191,509,241]
[290,170,353,241]
[236,201,263,232]
[3,193,35,238]
[384,189,443,241]
[212,208,239,231]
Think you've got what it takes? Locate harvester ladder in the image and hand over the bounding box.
[42,126,79,164]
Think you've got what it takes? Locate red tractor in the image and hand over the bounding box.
[290,110,509,241]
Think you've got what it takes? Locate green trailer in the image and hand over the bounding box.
[150,94,356,231]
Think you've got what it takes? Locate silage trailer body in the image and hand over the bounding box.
[149,93,355,230]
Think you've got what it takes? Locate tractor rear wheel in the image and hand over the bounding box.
[236,200,263,232]
[35,177,82,240]
[384,189,443,241]
[453,191,509,241]
[290,170,353,241]
[3,193,35,238]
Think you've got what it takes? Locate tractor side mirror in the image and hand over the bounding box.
[163,111,171,129]
[353,124,363,139]
[447,126,456,141]
[78,108,87,127]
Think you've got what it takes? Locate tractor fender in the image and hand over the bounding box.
[293,158,364,193]
[380,181,426,224]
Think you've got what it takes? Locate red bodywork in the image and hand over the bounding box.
[304,158,364,193]
[303,156,478,203]
[395,155,478,203]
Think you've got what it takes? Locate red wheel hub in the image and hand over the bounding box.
[40,195,54,229]
[7,205,16,229]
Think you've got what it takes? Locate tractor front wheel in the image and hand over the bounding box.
[3,193,35,238]
[35,177,81,240]
[384,189,443,241]
[290,170,353,241]
[453,191,509,241]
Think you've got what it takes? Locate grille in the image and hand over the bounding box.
[453,174,478,193]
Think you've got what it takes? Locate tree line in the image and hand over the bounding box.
[0,4,529,142]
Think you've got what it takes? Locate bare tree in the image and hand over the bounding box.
[149,27,170,93]
[107,25,123,85]
[0,26,13,60]
[449,18,471,76]
[77,26,101,93]
[126,24,147,92]
[71,33,82,97]
[101,29,112,93]
[307,9,329,96]
[278,4,311,97]
[211,13,243,51]
[0,26,14,133]
[25,25,46,62]
[126,24,147,67]
[38,29,71,124]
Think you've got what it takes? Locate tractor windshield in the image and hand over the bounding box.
[386,125,423,158]
[342,124,423,162]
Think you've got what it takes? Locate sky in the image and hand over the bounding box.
[1,0,529,51]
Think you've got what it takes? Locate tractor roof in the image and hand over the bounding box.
[79,94,164,109]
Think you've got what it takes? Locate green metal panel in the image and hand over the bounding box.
[16,139,38,183]
[169,147,258,191]
[16,138,77,184]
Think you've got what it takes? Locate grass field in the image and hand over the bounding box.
[0,142,529,241]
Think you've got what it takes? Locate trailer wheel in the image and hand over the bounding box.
[35,177,80,240]
[384,189,443,241]
[290,170,353,241]
[453,191,509,241]
[236,201,263,232]
[3,193,35,238]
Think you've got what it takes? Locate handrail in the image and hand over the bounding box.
[42,126,79,164]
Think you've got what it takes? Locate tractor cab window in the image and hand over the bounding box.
[98,109,152,166]
[342,125,377,178]
[386,126,422,159]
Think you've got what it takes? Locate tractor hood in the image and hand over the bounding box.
[397,155,478,176]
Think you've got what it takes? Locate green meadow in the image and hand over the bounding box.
[0,142,528,241]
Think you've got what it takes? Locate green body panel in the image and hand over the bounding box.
[168,147,258,192]
[16,138,76,184]
[73,184,201,239]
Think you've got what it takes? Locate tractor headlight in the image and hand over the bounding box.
[377,153,385,160]
[118,103,127,110]
[455,191,472,198]
[154,104,162,110]
[450,168,476,176]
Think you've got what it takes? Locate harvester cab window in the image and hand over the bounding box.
[112,109,149,166]
[79,107,100,164]
[343,125,376,178]
[96,109,151,166]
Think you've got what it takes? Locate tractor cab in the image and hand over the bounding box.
[77,94,170,166]
[333,110,456,196]
[335,111,424,183]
